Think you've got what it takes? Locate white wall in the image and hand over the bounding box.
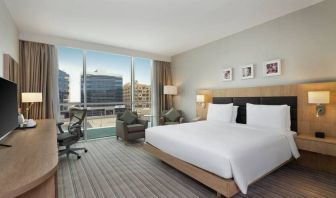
[172,0,336,121]
[0,0,19,77]
[19,32,171,62]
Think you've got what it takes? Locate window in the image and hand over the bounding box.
[57,47,152,140]
[58,47,84,133]
[134,58,152,115]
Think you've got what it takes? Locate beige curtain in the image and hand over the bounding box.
[19,40,58,119]
[3,54,21,104]
[153,60,173,115]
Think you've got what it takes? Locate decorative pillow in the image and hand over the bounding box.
[246,103,288,131]
[120,111,137,125]
[207,103,233,123]
[164,108,181,122]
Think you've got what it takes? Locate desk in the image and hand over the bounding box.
[0,119,58,198]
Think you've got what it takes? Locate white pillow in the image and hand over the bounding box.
[246,103,288,131]
[207,103,233,123]
[286,105,291,131]
[232,106,239,123]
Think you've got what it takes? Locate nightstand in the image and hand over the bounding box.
[295,134,336,157]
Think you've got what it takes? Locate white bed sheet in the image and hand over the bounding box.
[145,121,300,194]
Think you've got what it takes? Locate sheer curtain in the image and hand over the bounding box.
[19,40,59,119]
[152,60,173,125]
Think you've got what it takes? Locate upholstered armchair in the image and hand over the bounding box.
[159,109,184,125]
[116,111,148,144]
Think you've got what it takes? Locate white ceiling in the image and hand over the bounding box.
[4,0,323,57]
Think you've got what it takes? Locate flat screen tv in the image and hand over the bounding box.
[0,77,18,142]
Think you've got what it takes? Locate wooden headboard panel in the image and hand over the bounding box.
[212,96,297,131]
[196,82,336,137]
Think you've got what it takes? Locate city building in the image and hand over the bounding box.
[81,73,123,116]
[123,81,151,110]
[81,74,123,103]
[58,69,69,104]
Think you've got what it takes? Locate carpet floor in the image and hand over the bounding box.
[58,138,336,198]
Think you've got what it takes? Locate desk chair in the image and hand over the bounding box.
[57,108,88,159]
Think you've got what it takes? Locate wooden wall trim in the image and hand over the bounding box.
[196,82,336,138]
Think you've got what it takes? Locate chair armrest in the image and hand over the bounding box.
[179,117,185,124]
[159,117,165,125]
[56,122,65,133]
[116,119,128,136]
[138,119,149,129]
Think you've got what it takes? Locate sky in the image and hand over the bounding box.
[58,47,152,102]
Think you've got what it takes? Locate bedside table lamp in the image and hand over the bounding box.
[308,91,330,117]
[196,95,205,108]
[22,92,43,119]
[164,85,177,109]
[164,85,177,96]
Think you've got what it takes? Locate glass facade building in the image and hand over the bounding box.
[58,69,70,104]
[81,74,123,103]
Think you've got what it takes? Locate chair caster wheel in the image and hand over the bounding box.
[77,155,81,159]
[84,149,88,153]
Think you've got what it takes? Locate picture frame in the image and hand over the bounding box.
[241,64,254,79]
[263,59,281,77]
[221,68,233,81]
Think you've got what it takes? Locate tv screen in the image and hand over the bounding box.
[0,77,18,140]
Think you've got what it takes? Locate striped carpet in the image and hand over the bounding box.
[58,138,336,198]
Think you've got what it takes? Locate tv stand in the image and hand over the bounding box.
[0,143,12,147]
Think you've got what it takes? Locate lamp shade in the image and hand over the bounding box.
[22,92,43,103]
[308,91,330,104]
[164,86,177,95]
[196,95,205,102]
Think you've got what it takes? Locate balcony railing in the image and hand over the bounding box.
[59,102,151,139]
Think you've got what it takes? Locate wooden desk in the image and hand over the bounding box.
[0,119,58,198]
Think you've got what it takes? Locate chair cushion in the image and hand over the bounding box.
[164,108,181,122]
[126,124,146,132]
[57,133,77,145]
[164,122,180,125]
[120,111,137,125]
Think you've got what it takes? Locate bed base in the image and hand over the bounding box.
[144,143,240,197]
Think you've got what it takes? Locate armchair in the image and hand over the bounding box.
[159,109,184,125]
[116,111,148,144]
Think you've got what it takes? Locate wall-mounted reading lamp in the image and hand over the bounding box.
[308,91,330,117]
[196,95,205,108]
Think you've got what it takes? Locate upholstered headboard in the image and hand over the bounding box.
[212,96,298,131]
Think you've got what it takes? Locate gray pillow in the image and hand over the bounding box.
[164,108,181,122]
[120,111,137,125]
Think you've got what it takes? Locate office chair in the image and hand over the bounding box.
[57,108,88,159]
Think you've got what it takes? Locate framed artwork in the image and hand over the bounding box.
[264,59,281,77]
[221,68,233,81]
[241,64,254,79]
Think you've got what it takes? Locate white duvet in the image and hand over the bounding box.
[145,121,300,194]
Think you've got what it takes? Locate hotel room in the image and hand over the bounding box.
[0,0,335,197]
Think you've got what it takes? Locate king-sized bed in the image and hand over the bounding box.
[144,96,300,197]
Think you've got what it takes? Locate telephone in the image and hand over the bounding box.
[18,113,37,128]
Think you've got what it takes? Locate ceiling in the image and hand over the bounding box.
[4,0,323,56]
